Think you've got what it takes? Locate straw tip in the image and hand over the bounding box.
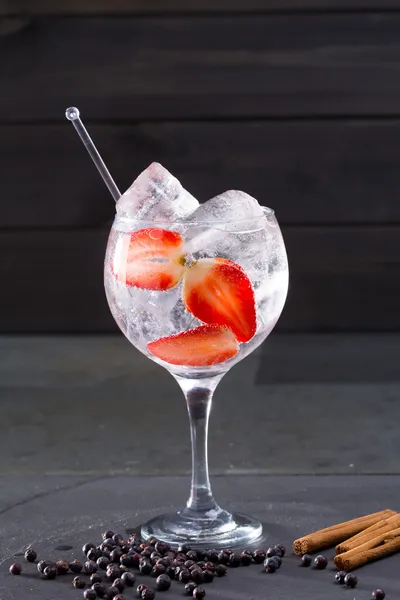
[65,106,80,121]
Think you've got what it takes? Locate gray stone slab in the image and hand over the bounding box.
[1,335,400,475]
[1,475,399,599]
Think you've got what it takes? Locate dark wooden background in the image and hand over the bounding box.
[1,0,400,333]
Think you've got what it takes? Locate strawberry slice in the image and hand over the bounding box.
[112,228,186,291]
[183,258,256,343]
[147,325,239,367]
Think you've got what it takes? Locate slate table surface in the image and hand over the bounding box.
[1,475,399,600]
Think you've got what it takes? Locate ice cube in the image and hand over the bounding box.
[184,190,265,256]
[255,270,289,330]
[233,217,288,293]
[116,162,199,222]
[188,190,264,225]
[125,285,182,345]
[169,297,202,334]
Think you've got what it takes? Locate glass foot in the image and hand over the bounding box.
[141,505,263,549]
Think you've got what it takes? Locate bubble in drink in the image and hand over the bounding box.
[117,162,199,222]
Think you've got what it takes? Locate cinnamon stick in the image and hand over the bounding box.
[336,513,400,554]
[334,527,400,571]
[293,509,396,555]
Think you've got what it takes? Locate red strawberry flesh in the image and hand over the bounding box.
[112,228,185,291]
[183,258,257,343]
[147,325,239,367]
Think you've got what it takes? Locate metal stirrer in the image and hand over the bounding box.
[65,107,121,202]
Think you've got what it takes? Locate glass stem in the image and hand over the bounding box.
[175,374,224,513]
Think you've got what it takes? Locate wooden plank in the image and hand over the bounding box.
[285,265,399,331]
[3,0,400,16]
[285,227,400,331]
[1,227,399,332]
[0,230,113,332]
[4,15,400,120]
[2,121,400,228]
